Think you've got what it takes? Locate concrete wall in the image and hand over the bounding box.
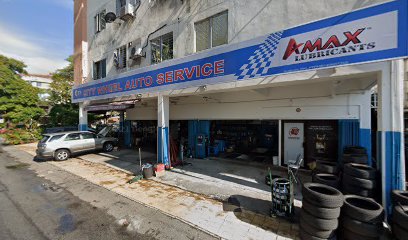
[86,0,390,83]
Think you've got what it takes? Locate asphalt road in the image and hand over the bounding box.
[0,145,217,240]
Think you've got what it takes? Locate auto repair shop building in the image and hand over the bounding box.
[73,0,408,214]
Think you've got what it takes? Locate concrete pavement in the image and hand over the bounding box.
[12,143,301,240]
[0,144,217,240]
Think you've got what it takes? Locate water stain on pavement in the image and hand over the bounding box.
[58,214,76,234]
[67,202,82,209]
[5,163,30,169]
[32,183,62,193]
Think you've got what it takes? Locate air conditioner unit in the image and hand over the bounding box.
[119,1,135,20]
[130,47,143,59]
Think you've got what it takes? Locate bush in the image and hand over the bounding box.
[0,128,42,145]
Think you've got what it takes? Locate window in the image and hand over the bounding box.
[49,135,65,142]
[40,136,50,143]
[114,45,127,69]
[36,82,42,87]
[195,11,228,52]
[151,32,173,64]
[371,93,378,109]
[81,133,96,139]
[94,10,106,34]
[65,133,81,141]
[93,59,106,80]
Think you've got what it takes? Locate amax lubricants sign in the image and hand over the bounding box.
[72,0,408,103]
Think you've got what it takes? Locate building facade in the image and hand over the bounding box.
[74,0,88,87]
[73,0,407,215]
[21,74,53,101]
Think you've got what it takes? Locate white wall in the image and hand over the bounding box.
[127,79,372,122]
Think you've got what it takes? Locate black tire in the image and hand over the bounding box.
[302,199,340,219]
[342,229,379,240]
[343,173,376,189]
[343,154,368,164]
[344,146,367,154]
[344,163,376,180]
[392,205,408,228]
[393,223,408,240]
[54,149,70,161]
[342,183,375,198]
[342,195,384,223]
[302,183,344,208]
[265,175,270,185]
[103,142,114,152]
[316,161,338,174]
[313,174,340,189]
[341,215,383,238]
[300,228,336,240]
[300,208,338,231]
[392,190,408,205]
[300,218,336,238]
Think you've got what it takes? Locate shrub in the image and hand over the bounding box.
[0,128,42,145]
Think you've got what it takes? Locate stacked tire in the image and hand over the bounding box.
[342,163,377,198]
[392,190,408,240]
[340,195,384,240]
[314,161,341,189]
[342,146,368,164]
[300,183,343,240]
[392,190,408,205]
[313,173,340,189]
[315,160,339,174]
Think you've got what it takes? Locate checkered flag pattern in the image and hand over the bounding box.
[236,31,283,80]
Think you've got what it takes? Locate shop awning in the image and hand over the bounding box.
[84,103,134,112]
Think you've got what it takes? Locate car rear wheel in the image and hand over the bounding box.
[54,149,70,161]
[103,142,114,152]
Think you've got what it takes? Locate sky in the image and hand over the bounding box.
[0,0,73,74]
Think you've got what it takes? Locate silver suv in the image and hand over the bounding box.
[36,131,118,161]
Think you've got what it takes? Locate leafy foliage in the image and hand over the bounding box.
[0,55,45,124]
[48,56,80,126]
[49,56,74,105]
[0,128,42,145]
[48,104,79,126]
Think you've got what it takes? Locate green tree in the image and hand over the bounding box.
[49,56,104,127]
[48,56,79,126]
[50,56,74,105]
[0,55,45,125]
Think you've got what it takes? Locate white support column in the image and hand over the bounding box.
[157,94,170,166]
[278,120,282,166]
[79,102,88,131]
[377,59,406,218]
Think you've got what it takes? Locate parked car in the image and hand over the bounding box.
[36,131,118,161]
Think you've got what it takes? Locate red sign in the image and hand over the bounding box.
[289,127,300,136]
[283,28,367,60]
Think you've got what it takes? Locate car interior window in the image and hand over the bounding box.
[40,136,50,143]
[65,133,81,141]
[49,135,65,142]
[81,133,96,139]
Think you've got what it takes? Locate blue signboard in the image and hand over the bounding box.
[72,0,408,103]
